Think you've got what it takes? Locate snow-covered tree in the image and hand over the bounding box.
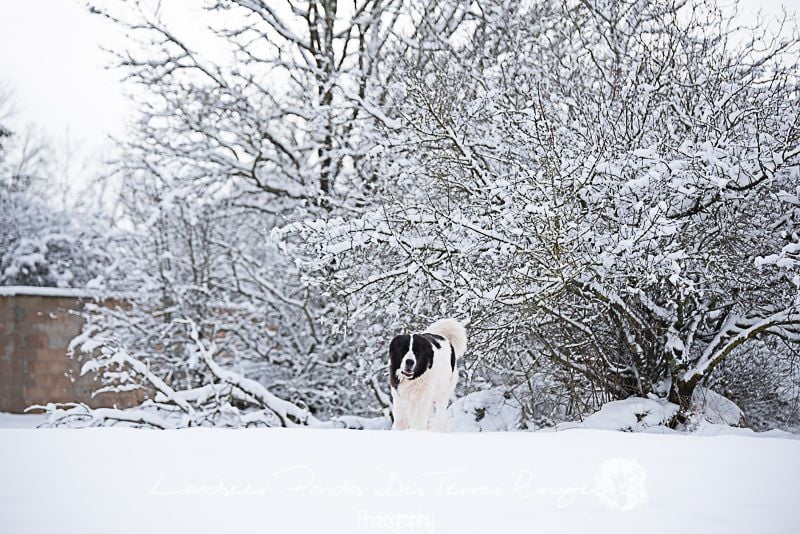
[284,0,800,421]
[63,0,800,429]
[0,88,112,289]
[69,0,463,425]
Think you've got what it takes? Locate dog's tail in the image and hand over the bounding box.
[426,318,467,359]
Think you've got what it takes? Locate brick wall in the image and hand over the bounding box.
[0,287,143,413]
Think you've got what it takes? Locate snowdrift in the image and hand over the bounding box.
[1,426,798,534]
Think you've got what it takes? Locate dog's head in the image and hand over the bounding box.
[388,334,434,388]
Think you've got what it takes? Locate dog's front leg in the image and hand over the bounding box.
[391,389,410,430]
[409,391,435,430]
[392,418,409,431]
[429,401,450,432]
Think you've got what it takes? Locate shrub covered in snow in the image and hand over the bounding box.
[52,0,800,432]
[278,0,800,426]
[448,388,524,432]
[558,397,680,433]
[691,386,746,428]
[0,155,111,288]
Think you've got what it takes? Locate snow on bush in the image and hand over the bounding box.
[0,188,110,288]
[691,386,746,427]
[559,397,680,433]
[448,388,524,432]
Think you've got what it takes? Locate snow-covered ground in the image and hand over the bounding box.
[1,425,798,534]
[0,412,48,429]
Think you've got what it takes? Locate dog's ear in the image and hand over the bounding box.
[388,335,408,365]
[388,335,408,389]
[420,338,434,369]
[388,335,404,357]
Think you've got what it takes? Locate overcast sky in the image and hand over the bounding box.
[0,0,799,157]
[0,0,128,149]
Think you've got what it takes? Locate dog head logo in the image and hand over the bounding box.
[593,458,648,511]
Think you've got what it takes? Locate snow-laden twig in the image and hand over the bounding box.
[683,308,800,384]
[188,325,320,427]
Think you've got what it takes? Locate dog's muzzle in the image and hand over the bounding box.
[402,359,415,377]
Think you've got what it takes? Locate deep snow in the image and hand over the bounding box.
[1,426,798,534]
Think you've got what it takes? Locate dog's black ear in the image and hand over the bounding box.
[388,334,408,389]
[412,335,435,373]
[388,335,407,362]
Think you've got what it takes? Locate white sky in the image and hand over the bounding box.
[0,0,798,161]
[0,0,130,149]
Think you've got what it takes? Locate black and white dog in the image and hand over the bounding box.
[388,318,467,431]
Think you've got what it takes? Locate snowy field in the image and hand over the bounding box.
[1,424,798,534]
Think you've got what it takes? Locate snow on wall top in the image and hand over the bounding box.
[0,285,112,299]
